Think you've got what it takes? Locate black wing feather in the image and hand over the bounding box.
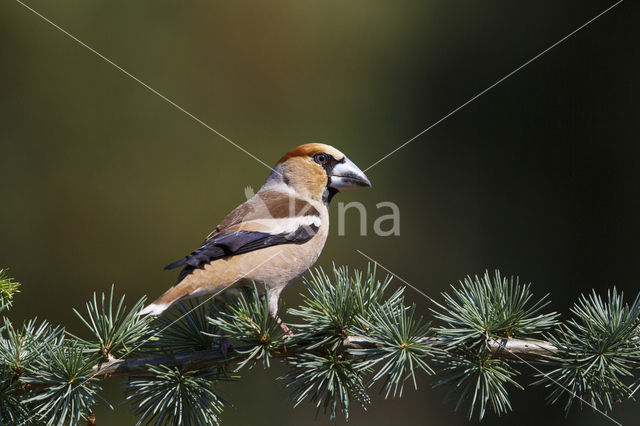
[164,224,319,282]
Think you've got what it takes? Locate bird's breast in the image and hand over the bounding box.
[244,211,329,286]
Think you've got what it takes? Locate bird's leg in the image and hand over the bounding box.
[267,286,292,340]
[277,317,293,339]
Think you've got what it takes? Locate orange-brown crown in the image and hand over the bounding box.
[277,143,345,164]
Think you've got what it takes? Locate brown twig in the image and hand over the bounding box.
[90,336,558,379]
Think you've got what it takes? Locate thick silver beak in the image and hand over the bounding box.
[328,156,371,191]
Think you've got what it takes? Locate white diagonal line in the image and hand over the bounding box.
[14,0,277,174]
[364,0,624,172]
[117,251,283,361]
[355,249,624,425]
[629,382,640,398]
[505,349,623,426]
[356,250,429,299]
[23,251,281,425]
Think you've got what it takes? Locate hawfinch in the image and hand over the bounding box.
[139,143,371,319]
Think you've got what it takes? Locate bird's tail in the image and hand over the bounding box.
[138,284,191,316]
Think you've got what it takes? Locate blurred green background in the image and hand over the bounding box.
[1,1,638,424]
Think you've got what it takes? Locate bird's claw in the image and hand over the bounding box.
[280,322,293,340]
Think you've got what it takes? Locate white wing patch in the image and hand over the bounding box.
[238,215,321,234]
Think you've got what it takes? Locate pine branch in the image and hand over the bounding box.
[0,268,20,314]
[2,266,638,425]
[87,335,558,380]
[11,335,560,396]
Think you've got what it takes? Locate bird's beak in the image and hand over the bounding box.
[328,156,372,191]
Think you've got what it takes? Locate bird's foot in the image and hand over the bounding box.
[279,322,293,340]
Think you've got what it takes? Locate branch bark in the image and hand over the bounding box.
[91,336,558,379]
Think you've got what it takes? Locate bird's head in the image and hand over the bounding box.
[269,143,371,203]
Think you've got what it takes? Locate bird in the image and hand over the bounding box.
[138,143,371,324]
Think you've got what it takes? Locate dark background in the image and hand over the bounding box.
[1,1,638,425]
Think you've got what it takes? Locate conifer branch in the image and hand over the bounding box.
[1,266,638,425]
[89,336,558,380]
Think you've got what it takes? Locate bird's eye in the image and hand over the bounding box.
[313,153,329,165]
